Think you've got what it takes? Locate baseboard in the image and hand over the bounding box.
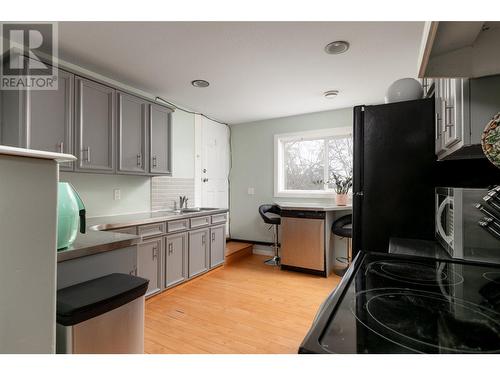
[252,244,274,256]
[227,238,274,247]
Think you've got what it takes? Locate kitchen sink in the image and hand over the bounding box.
[180,207,219,213]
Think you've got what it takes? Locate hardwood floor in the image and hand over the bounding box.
[144,254,341,354]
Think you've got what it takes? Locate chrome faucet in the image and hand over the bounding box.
[179,196,188,209]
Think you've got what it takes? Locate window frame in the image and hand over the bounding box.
[273,127,353,198]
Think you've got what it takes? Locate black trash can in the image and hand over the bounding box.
[56,273,149,354]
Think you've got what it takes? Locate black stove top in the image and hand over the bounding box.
[299,252,500,354]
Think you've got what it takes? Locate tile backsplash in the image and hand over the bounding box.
[151,177,195,211]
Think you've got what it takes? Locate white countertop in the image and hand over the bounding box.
[275,201,353,211]
[0,145,76,163]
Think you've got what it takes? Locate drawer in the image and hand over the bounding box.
[190,215,211,229]
[211,213,227,224]
[167,219,189,233]
[109,226,137,235]
[138,222,166,238]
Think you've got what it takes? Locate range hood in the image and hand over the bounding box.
[418,21,500,78]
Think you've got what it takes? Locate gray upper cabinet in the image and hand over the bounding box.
[0,90,26,147]
[165,232,188,288]
[75,77,115,172]
[27,69,74,170]
[137,238,163,296]
[188,228,209,278]
[210,225,225,268]
[149,103,172,175]
[117,92,148,174]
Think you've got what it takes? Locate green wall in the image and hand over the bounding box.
[229,107,353,242]
[60,172,151,217]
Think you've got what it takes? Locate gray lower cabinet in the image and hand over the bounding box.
[188,228,209,278]
[210,225,225,268]
[57,246,137,290]
[27,69,74,170]
[75,76,115,172]
[117,91,148,174]
[137,238,163,296]
[149,103,172,175]
[165,232,188,288]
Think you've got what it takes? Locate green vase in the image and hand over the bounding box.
[57,182,86,250]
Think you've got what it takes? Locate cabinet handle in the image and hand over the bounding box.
[152,246,158,259]
[130,266,137,276]
[202,234,206,245]
[435,113,441,140]
[58,142,64,153]
[212,232,215,242]
[444,104,454,129]
[152,155,157,168]
[137,154,142,167]
[82,146,91,163]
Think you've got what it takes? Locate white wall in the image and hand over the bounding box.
[229,107,353,242]
[171,110,195,178]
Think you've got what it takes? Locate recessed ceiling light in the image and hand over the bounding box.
[324,90,339,99]
[191,79,210,88]
[324,41,350,55]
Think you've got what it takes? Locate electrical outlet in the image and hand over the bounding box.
[247,187,255,195]
[113,188,121,201]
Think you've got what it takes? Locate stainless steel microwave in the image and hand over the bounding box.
[436,187,500,263]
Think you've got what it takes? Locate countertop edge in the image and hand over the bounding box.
[57,209,229,262]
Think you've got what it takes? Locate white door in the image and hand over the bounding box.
[201,118,229,209]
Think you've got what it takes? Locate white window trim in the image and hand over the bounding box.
[273,127,352,198]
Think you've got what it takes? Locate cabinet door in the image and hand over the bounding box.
[188,228,209,278]
[149,103,172,175]
[117,92,147,174]
[442,78,464,148]
[75,77,115,172]
[165,232,188,288]
[137,238,162,296]
[209,225,225,268]
[0,89,26,147]
[28,69,74,170]
[434,79,446,156]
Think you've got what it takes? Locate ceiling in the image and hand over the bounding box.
[58,22,425,124]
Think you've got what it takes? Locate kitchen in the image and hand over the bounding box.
[1,4,500,373]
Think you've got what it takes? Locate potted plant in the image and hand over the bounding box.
[329,173,353,206]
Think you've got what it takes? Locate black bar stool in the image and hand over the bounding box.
[258,204,281,266]
[332,214,352,276]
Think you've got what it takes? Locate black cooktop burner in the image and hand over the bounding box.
[351,288,500,354]
[366,260,464,286]
[300,252,500,354]
[483,272,500,284]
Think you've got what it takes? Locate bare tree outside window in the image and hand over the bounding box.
[280,134,353,193]
[327,137,353,190]
[284,139,324,190]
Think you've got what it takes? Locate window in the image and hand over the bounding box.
[274,127,353,197]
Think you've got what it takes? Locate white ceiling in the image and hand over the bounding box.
[58,22,424,124]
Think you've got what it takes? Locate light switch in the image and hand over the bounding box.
[247,187,255,195]
[113,188,121,200]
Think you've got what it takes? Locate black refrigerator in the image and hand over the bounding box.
[352,98,436,256]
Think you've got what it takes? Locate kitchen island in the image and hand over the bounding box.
[275,202,352,277]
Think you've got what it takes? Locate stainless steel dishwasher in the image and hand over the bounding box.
[280,210,326,276]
